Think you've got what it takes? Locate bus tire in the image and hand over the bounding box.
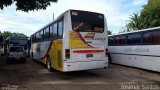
[46,56,53,72]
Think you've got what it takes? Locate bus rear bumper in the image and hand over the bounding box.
[63,60,108,72]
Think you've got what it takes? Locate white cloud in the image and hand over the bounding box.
[0,0,148,36]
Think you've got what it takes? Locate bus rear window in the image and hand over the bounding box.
[71,10,104,33]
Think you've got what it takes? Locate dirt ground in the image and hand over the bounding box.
[0,57,160,90]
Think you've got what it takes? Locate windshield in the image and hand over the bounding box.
[9,47,24,52]
[71,10,104,33]
[10,39,27,45]
[10,37,28,50]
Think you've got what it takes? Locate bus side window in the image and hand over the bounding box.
[35,33,39,42]
[127,34,134,45]
[134,33,142,44]
[34,35,36,42]
[38,32,41,41]
[40,30,44,41]
[128,33,141,45]
[115,36,120,45]
[31,35,34,43]
[115,35,126,45]
[50,25,53,39]
[58,20,63,38]
[153,30,160,44]
[44,27,50,40]
[53,23,58,39]
[34,34,37,42]
[108,37,115,46]
[120,35,126,45]
[143,31,152,44]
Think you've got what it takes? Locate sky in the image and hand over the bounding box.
[0,0,148,36]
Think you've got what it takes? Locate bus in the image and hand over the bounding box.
[5,36,28,55]
[0,32,4,56]
[108,26,160,72]
[30,10,108,72]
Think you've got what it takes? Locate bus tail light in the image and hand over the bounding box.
[65,49,70,59]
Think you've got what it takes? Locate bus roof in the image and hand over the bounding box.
[109,26,160,37]
[31,10,69,36]
[31,9,105,36]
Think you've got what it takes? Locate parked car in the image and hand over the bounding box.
[7,46,27,62]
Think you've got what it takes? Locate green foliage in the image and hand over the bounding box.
[141,0,160,27]
[2,31,27,39]
[125,0,160,32]
[126,13,141,31]
[0,0,58,12]
[108,30,112,35]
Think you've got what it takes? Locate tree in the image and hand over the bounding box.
[0,0,58,12]
[141,0,160,27]
[125,13,144,32]
[108,30,112,35]
[124,0,160,32]
[2,31,27,39]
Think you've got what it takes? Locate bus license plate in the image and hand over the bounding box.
[86,54,93,58]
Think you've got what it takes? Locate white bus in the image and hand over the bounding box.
[108,26,160,72]
[31,10,108,72]
[5,36,28,55]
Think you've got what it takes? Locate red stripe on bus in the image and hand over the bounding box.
[73,50,104,53]
[77,32,93,48]
[41,41,53,60]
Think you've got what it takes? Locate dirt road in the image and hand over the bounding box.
[0,57,160,90]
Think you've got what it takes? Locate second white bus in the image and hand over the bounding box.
[108,26,160,72]
[31,10,108,72]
